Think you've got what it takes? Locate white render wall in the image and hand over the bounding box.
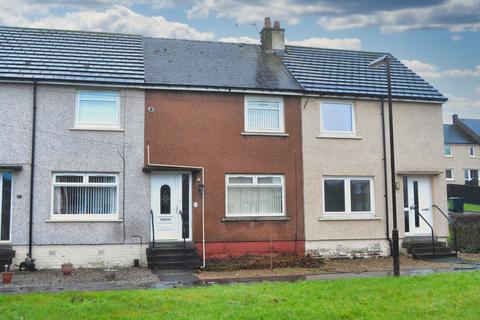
[302,97,448,258]
[13,244,147,268]
[444,144,480,185]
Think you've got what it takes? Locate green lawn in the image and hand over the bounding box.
[1,271,479,319]
[464,203,480,212]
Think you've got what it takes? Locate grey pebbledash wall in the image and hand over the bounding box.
[0,83,150,247]
[0,83,34,245]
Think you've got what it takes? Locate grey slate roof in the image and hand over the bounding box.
[459,119,480,137]
[143,38,302,91]
[444,124,476,144]
[278,46,447,102]
[0,26,144,84]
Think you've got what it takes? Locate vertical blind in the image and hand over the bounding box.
[246,99,282,131]
[77,91,119,126]
[53,174,118,215]
[226,175,284,217]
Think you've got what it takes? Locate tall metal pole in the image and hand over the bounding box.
[387,59,400,277]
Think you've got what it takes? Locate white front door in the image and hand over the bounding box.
[404,175,433,236]
[151,172,191,241]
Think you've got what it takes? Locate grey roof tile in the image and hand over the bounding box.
[0,26,144,84]
[143,38,302,91]
[444,124,476,144]
[278,46,447,102]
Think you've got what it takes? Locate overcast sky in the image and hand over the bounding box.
[1,0,479,123]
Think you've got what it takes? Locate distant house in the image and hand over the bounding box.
[0,18,451,269]
[444,114,480,185]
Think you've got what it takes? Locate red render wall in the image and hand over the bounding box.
[145,91,304,258]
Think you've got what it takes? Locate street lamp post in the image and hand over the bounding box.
[370,54,400,277]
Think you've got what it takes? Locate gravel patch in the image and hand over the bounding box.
[459,253,480,262]
[1,268,159,290]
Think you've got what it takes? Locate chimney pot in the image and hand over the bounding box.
[264,17,271,28]
[260,18,285,53]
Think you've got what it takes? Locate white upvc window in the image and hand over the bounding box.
[470,146,475,158]
[320,101,356,136]
[51,173,119,220]
[323,176,374,216]
[244,96,284,133]
[225,174,285,217]
[445,169,454,181]
[464,169,479,183]
[75,91,120,129]
[444,145,453,157]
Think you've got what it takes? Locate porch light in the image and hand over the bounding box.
[369,54,401,277]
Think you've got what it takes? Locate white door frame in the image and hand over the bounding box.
[403,175,433,236]
[0,170,13,243]
[150,171,192,242]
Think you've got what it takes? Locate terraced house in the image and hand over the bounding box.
[444,114,480,185]
[0,19,451,269]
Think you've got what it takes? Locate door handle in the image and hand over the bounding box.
[410,205,417,210]
[420,208,429,212]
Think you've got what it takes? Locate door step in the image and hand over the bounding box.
[402,238,455,260]
[146,242,202,270]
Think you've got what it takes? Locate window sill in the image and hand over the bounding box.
[318,216,381,221]
[46,218,123,223]
[241,132,289,137]
[70,127,124,132]
[222,216,289,222]
[316,134,361,140]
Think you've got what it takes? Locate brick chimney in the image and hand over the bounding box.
[260,17,285,53]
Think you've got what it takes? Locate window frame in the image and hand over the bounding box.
[464,169,479,182]
[50,172,120,221]
[225,174,286,218]
[319,101,356,137]
[322,176,375,217]
[75,90,120,130]
[470,146,476,158]
[444,145,453,157]
[445,169,454,181]
[244,96,285,134]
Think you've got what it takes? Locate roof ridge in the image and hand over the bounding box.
[143,36,261,47]
[0,25,141,38]
[284,44,388,55]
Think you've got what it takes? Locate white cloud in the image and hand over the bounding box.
[187,0,337,25]
[287,37,361,50]
[317,0,480,33]
[443,94,480,123]
[451,34,463,41]
[218,35,362,50]
[402,59,480,79]
[0,3,214,40]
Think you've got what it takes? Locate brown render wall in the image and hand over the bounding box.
[145,90,304,258]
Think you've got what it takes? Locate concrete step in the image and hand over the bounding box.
[408,247,453,254]
[402,241,446,249]
[412,252,457,259]
[148,260,202,270]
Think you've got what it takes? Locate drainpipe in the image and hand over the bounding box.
[28,81,38,259]
[380,97,392,253]
[146,145,206,268]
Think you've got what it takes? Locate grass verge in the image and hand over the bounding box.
[464,203,480,212]
[1,271,479,319]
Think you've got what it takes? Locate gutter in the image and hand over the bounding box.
[28,81,37,259]
[146,145,206,269]
[380,98,392,252]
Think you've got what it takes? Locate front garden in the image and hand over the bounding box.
[0,271,479,319]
